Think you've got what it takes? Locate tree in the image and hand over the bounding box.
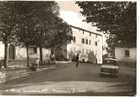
[76,2,136,48]
[15,1,72,66]
[16,19,37,67]
[0,2,18,68]
[45,16,72,51]
[27,2,59,64]
[14,1,60,66]
[0,1,72,68]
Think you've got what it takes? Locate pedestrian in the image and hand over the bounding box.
[45,54,49,64]
[35,57,40,69]
[50,53,55,64]
[75,53,80,68]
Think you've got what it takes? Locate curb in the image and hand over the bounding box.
[56,61,72,64]
[0,66,56,84]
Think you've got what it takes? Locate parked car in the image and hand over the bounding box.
[100,58,120,76]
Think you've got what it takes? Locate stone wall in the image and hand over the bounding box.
[0,68,31,84]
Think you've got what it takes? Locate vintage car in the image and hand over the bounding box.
[100,58,120,76]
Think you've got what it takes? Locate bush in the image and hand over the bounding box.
[29,66,37,71]
[29,63,37,71]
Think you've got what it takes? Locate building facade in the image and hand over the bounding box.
[55,25,103,64]
[0,41,51,61]
[115,47,136,63]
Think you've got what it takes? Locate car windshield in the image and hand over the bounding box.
[103,60,118,65]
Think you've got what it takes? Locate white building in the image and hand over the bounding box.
[0,42,51,61]
[55,25,103,64]
[115,47,136,63]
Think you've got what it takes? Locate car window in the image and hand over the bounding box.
[104,60,118,65]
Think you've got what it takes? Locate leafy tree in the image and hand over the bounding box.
[14,1,60,66]
[45,16,72,52]
[15,1,72,66]
[76,2,136,48]
[28,2,59,64]
[16,18,37,67]
[0,2,18,68]
[0,1,72,68]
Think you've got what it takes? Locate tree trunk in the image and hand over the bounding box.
[4,42,8,69]
[39,47,43,65]
[26,46,30,67]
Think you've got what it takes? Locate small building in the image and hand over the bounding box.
[115,47,136,63]
[0,41,51,61]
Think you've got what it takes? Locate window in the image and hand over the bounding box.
[89,40,91,45]
[89,33,91,36]
[83,31,84,34]
[86,39,88,44]
[95,41,97,46]
[82,38,84,44]
[125,50,130,57]
[73,36,76,42]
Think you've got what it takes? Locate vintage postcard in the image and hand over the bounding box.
[0,0,136,96]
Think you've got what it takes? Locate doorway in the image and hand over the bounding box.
[9,45,16,60]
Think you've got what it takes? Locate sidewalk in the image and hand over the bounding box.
[0,64,57,84]
[0,60,72,84]
[56,61,72,64]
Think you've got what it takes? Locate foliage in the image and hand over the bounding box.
[0,2,19,68]
[0,2,18,44]
[13,1,59,47]
[76,2,136,47]
[0,1,72,67]
[14,1,72,48]
[45,16,72,49]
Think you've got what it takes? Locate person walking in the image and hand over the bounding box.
[35,57,40,70]
[75,53,80,68]
[50,53,55,64]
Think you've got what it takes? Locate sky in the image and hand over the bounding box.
[57,1,102,35]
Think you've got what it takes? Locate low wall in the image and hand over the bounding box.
[0,68,31,83]
[0,63,56,84]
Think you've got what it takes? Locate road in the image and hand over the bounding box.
[0,62,136,96]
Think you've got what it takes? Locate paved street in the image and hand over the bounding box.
[0,62,136,96]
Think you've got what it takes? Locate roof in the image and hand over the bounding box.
[70,25,102,36]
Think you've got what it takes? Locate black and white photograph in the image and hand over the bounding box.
[0,0,137,96]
